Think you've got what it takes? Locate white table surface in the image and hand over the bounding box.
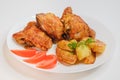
[0,0,120,80]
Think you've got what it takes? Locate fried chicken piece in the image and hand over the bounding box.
[36,13,64,43]
[13,21,53,51]
[61,7,96,41]
[13,31,27,45]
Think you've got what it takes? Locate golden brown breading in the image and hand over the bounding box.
[13,31,27,45]
[13,21,53,51]
[61,7,96,40]
[36,13,64,43]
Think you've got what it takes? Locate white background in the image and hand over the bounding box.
[0,0,120,80]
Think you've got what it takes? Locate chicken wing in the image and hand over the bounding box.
[61,7,96,41]
[36,13,64,43]
[13,21,53,51]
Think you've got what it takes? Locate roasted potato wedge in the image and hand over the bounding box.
[57,40,73,51]
[83,53,96,64]
[56,47,77,65]
[88,40,106,54]
[76,45,91,61]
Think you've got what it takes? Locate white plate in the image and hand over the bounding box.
[6,15,115,73]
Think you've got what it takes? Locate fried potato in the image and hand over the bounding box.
[76,45,91,61]
[56,47,77,65]
[57,40,73,52]
[57,39,77,52]
[83,53,96,64]
[89,40,106,54]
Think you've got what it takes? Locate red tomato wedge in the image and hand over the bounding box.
[11,49,36,57]
[23,51,46,64]
[36,55,57,69]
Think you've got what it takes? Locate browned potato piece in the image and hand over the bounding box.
[83,53,96,64]
[56,47,77,65]
[76,45,91,61]
[89,40,106,54]
[57,40,73,52]
[81,37,106,54]
[57,39,77,52]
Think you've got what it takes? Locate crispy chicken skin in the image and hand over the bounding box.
[61,7,96,40]
[36,13,64,43]
[13,21,53,51]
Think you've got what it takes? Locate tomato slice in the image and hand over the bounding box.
[23,51,46,64]
[36,55,57,69]
[11,49,36,57]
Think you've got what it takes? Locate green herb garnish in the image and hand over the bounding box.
[68,38,95,49]
[77,40,85,47]
[77,37,95,47]
[85,37,95,45]
[68,42,77,50]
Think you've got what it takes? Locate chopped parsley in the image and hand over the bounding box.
[68,41,77,50]
[68,37,95,50]
[85,37,95,45]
